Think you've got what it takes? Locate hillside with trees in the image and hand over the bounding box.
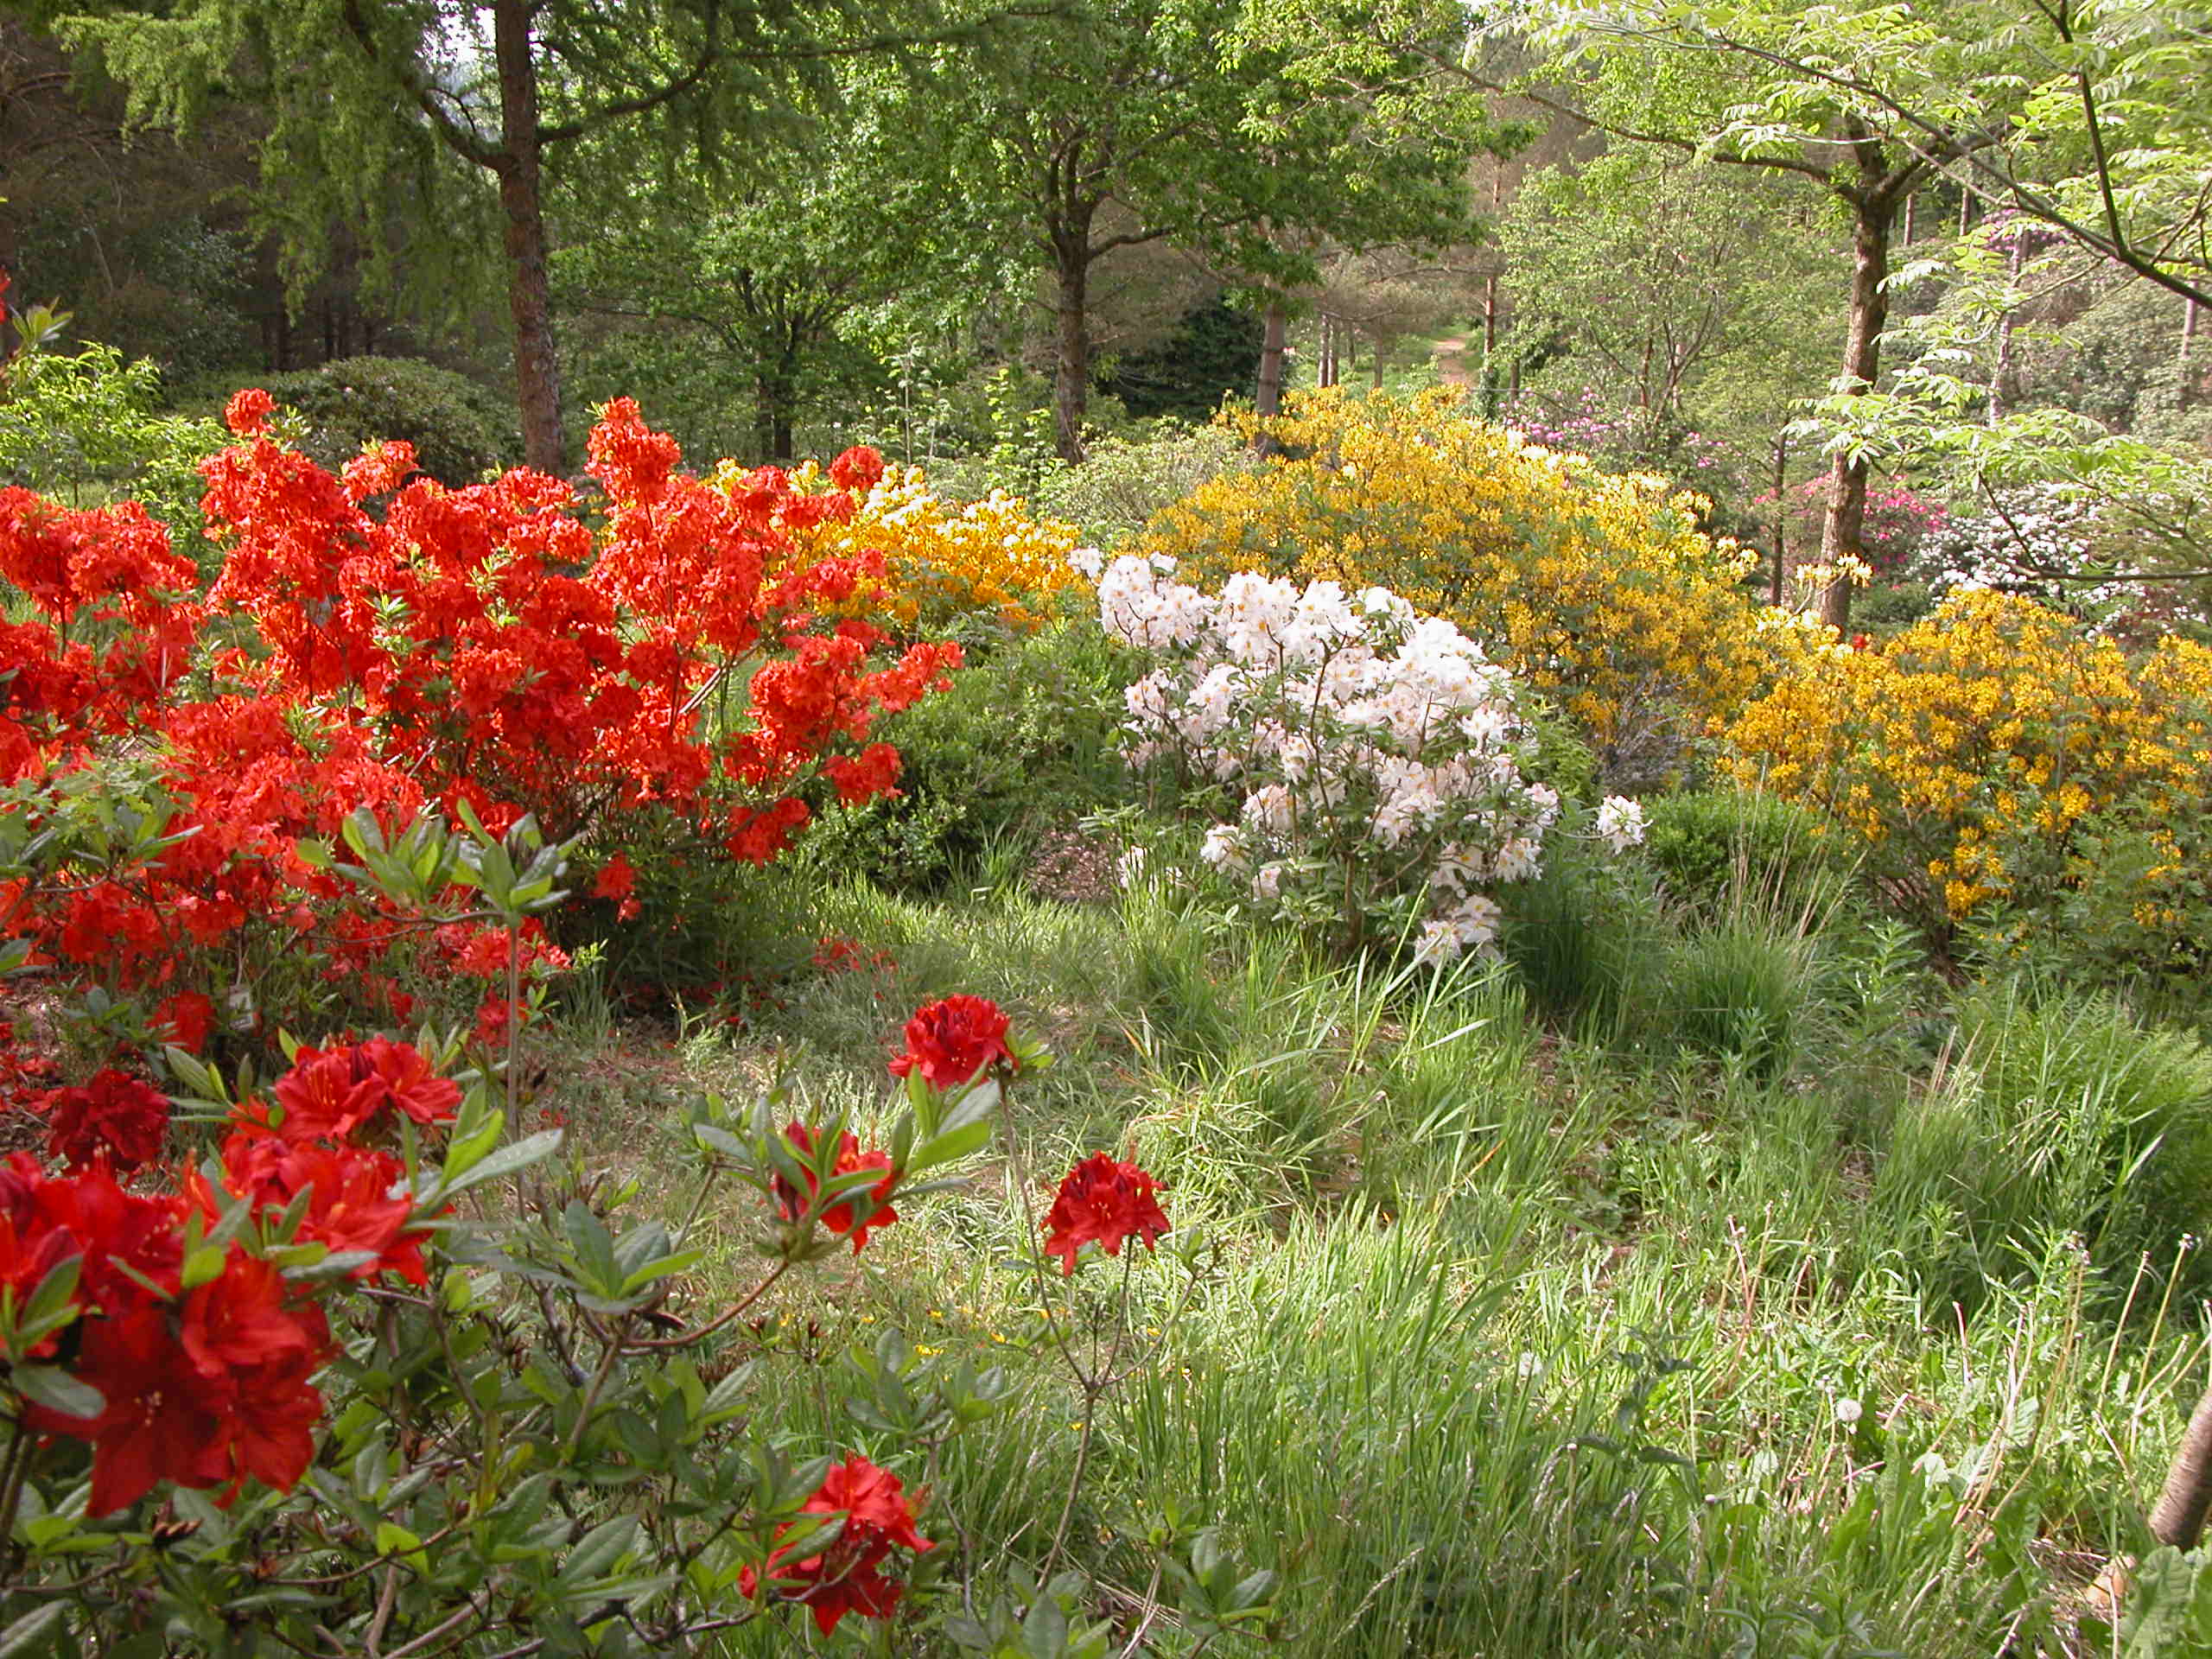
[3,1,2212,1653]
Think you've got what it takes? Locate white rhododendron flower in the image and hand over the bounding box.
[1446,893,1501,950]
[1242,783,1295,834]
[1412,919,1461,966]
[1198,823,1246,871]
[1596,795,1647,855]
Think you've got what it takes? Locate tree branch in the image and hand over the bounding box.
[338,0,502,168]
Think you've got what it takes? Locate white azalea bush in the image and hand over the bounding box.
[1096,553,1644,963]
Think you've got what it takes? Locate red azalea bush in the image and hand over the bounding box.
[0,361,1255,1644]
[0,995,1010,1646]
[0,867,1247,1653]
[0,1033,457,1519]
[0,395,960,1073]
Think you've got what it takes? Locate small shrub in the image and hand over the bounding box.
[0,340,224,540]
[1497,847,1669,1035]
[1729,588,2212,946]
[1658,913,1821,1076]
[1031,422,1249,549]
[254,355,521,483]
[1642,787,1837,920]
[793,621,1130,892]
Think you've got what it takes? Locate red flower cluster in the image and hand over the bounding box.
[264,1036,462,1142]
[592,853,642,920]
[1042,1154,1171,1275]
[887,995,1015,1091]
[1,397,960,1078]
[0,1038,455,1516]
[742,1453,933,1637]
[772,1125,900,1253]
[32,1069,171,1173]
[810,934,895,976]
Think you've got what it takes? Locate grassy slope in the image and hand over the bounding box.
[534,862,2211,1658]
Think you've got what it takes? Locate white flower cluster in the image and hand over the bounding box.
[1913,483,2210,633]
[1099,554,1561,963]
[1595,795,1646,855]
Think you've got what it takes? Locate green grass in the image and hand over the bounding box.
[531,861,2212,1656]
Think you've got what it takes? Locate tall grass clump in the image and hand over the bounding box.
[1874,982,2212,1313]
[1108,1210,1712,1656]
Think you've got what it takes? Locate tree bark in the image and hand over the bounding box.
[1990,238,2023,423]
[1770,432,1788,607]
[2182,296,2200,410]
[1253,296,1288,459]
[754,342,798,463]
[2150,1378,2212,1549]
[1815,175,1897,632]
[1052,225,1090,464]
[493,0,564,475]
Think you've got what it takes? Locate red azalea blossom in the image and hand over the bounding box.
[741,1453,932,1637]
[223,388,276,436]
[218,1133,431,1286]
[887,995,1014,1091]
[828,445,886,494]
[266,1037,461,1142]
[76,1251,332,1514]
[35,1070,171,1173]
[772,1124,900,1253]
[593,853,637,900]
[1042,1153,1171,1276]
[149,990,215,1055]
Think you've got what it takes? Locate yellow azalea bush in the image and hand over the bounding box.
[712,454,1090,634]
[1727,588,2212,951]
[1132,386,1806,779]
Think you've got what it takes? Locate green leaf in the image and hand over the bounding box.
[0,1603,66,1656]
[16,1363,104,1420]
[559,1515,639,1586]
[428,1128,563,1202]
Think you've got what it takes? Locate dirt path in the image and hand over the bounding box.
[1432,334,1473,386]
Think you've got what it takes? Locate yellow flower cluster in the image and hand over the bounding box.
[1131,387,1800,770]
[1726,588,2212,928]
[714,457,1089,635]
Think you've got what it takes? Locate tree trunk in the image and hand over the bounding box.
[1990,238,2023,423]
[493,0,564,475]
[2150,1378,2212,1549]
[1815,184,1897,631]
[1253,296,1288,459]
[1770,432,1788,607]
[1482,272,1500,416]
[2182,296,2200,410]
[1052,226,1090,464]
